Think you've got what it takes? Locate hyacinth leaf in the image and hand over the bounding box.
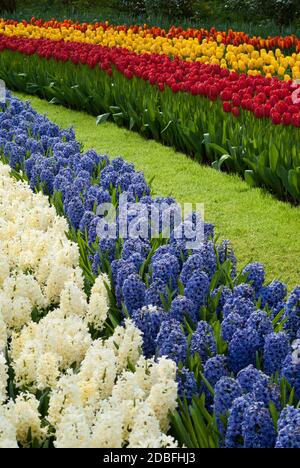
[126,358,136,373]
[170,408,195,448]
[38,389,51,419]
[274,317,289,333]
[280,378,295,408]
[106,314,119,333]
[180,399,201,447]
[288,388,296,406]
[199,373,215,398]
[192,396,220,447]
[213,321,227,354]
[187,351,203,381]
[269,402,279,431]
[189,406,209,447]
[51,191,65,217]
[5,348,16,401]
[176,396,211,448]
[184,317,196,335]
[280,378,287,407]
[272,307,286,326]
[256,351,262,370]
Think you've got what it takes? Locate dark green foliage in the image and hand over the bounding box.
[121,0,197,18]
[0,0,16,12]
[224,0,300,26]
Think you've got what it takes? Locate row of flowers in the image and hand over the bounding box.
[0,93,299,448]
[2,18,300,50]
[1,19,300,79]
[0,35,300,127]
[0,162,178,449]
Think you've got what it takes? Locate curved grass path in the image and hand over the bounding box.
[16,92,300,289]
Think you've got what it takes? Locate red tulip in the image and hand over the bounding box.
[0,34,299,127]
[223,102,232,112]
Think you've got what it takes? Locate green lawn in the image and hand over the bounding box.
[16,92,300,289]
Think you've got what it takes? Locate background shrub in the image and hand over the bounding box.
[120,0,146,15]
[224,0,300,25]
[0,0,16,12]
[144,0,197,17]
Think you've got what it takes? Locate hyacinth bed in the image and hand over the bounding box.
[0,92,299,449]
[0,19,299,202]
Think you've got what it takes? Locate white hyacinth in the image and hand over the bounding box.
[0,164,178,448]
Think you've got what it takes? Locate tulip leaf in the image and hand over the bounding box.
[96,113,111,125]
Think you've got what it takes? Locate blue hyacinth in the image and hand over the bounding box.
[225,395,252,448]
[190,321,217,364]
[112,260,137,304]
[203,355,229,389]
[151,253,180,290]
[252,378,281,410]
[275,406,300,448]
[221,312,245,342]
[246,310,273,347]
[242,402,276,448]
[66,198,85,230]
[228,328,259,374]
[169,296,199,324]
[156,319,188,365]
[122,274,146,315]
[177,367,199,402]
[122,238,151,263]
[88,217,101,245]
[185,271,210,308]
[151,245,176,264]
[132,305,166,358]
[223,296,256,320]
[180,254,204,287]
[258,280,287,309]
[79,211,95,235]
[283,287,300,340]
[281,348,300,399]
[242,262,265,291]
[236,365,266,393]
[232,283,255,301]
[263,332,291,376]
[197,241,217,280]
[214,377,243,433]
[145,279,168,308]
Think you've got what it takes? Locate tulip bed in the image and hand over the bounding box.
[2,19,300,79]
[0,92,300,448]
[0,19,299,203]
